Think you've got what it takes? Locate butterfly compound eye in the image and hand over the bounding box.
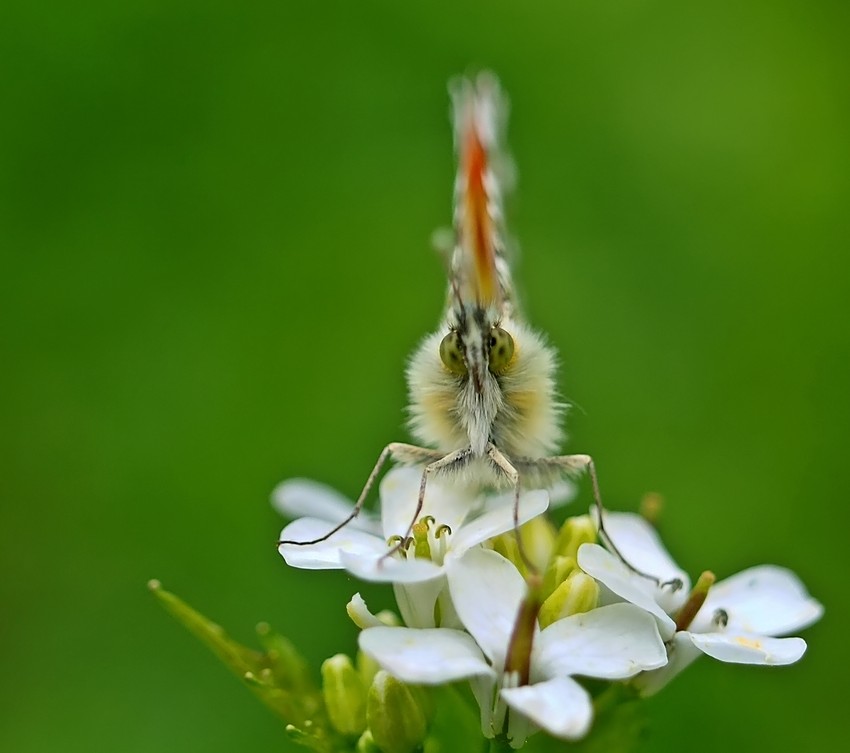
[488,327,515,373]
[439,331,468,375]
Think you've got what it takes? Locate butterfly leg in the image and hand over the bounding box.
[278,442,443,547]
[533,453,682,590]
[486,443,544,576]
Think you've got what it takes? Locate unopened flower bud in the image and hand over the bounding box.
[366,671,428,753]
[355,729,381,753]
[541,555,576,600]
[356,649,380,688]
[489,517,557,577]
[256,622,312,695]
[375,610,401,627]
[407,682,436,726]
[554,515,597,561]
[519,516,557,572]
[539,570,599,628]
[321,654,367,737]
[489,532,522,571]
[639,492,664,525]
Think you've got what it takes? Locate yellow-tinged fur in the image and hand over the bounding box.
[407,315,565,487]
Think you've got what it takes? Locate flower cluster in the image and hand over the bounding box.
[274,467,822,751]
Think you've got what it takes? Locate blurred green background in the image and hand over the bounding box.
[2,0,847,750]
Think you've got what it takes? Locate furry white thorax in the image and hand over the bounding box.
[406,310,565,488]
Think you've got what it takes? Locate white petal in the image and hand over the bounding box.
[447,548,527,669]
[358,626,494,684]
[484,480,573,511]
[535,603,667,680]
[378,467,425,538]
[271,478,380,533]
[480,488,513,510]
[340,550,444,584]
[450,489,550,554]
[578,544,679,639]
[379,466,473,539]
[394,579,445,629]
[594,512,690,612]
[419,475,479,529]
[346,593,385,629]
[501,676,592,741]
[486,484,572,511]
[687,630,808,665]
[278,519,385,569]
[692,565,823,636]
[634,631,703,696]
[547,479,578,509]
[435,586,464,630]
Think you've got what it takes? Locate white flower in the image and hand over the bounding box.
[577,512,823,694]
[359,547,667,747]
[272,476,383,536]
[578,513,691,640]
[275,466,549,627]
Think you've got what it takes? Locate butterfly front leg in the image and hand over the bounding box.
[518,453,683,591]
[279,442,444,547]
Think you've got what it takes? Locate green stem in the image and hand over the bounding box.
[592,683,624,716]
[488,735,513,753]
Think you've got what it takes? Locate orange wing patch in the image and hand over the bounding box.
[462,125,499,307]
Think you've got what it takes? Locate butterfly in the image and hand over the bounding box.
[281,72,670,585]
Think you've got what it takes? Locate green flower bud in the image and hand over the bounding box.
[357,649,380,689]
[355,729,382,753]
[256,622,313,697]
[554,514,597,561]
[488,531,522,571]
[367,671,428,753]
[407,684,435,726]
[539,570,599,628]
[376,610,401,627]
[639,492,664,525]
[518,516,557,572]
[321,654,367,737]
[489,517,557,577]
[541,555,576,600]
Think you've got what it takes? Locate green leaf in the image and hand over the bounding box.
[150,580,264,674]
[148,580,336,752]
